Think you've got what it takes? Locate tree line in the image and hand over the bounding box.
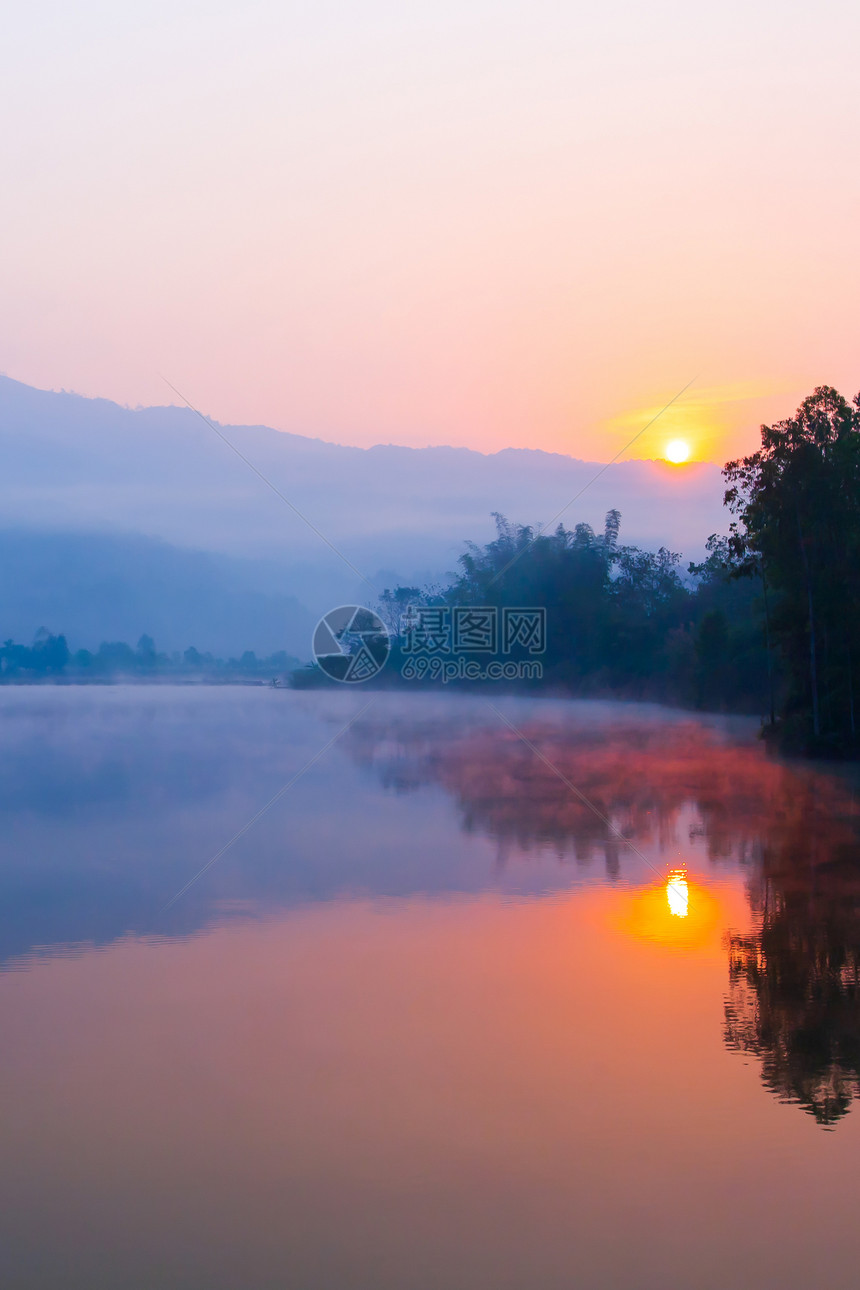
[372,385,860,756]
[372,508,771,713]
[0,632,299,682]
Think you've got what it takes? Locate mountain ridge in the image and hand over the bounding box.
[2,373,719,468]
[0,375,730,639]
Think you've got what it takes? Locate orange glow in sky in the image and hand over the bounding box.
[0,3,858,463]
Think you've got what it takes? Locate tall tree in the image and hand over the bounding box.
[723,386,860,753]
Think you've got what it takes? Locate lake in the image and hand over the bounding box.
[1,686,859,1289]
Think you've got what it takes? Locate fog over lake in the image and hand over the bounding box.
[2,687,860,1289]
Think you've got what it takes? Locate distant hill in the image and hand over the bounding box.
[0,375,730,644]
[0,530,313,657]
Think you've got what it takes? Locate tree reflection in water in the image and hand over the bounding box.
[724,802,860,1127]
[349,707,860,1125]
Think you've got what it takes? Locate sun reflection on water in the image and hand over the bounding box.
[615,867,726,951]
[667,869,689,918]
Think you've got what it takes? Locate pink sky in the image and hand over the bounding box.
[1,1,857,463]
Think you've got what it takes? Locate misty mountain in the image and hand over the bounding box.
[0,375,730,646]
[0,530,313,657]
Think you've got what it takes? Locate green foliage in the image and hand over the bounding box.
[373,381,860,748]
[380,510,772,711]
[724,385,860,754]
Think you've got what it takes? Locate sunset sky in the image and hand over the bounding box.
[1,0,857,462]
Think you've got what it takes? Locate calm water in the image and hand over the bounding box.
[2,686,860,1289]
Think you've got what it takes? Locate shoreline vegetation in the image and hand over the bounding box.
[3,387,858,759]
[0,635,301,685]
[310,385,860,761]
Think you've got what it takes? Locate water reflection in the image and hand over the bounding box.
[618,873,724,951]
[667,868,689,918]
[724,805,860,1127]
[348,706,859,877]
[8,691,860,1287]
[3,688,860,1133]
[351,704,860,1123]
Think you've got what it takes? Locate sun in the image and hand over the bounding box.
[664,439,691,464]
